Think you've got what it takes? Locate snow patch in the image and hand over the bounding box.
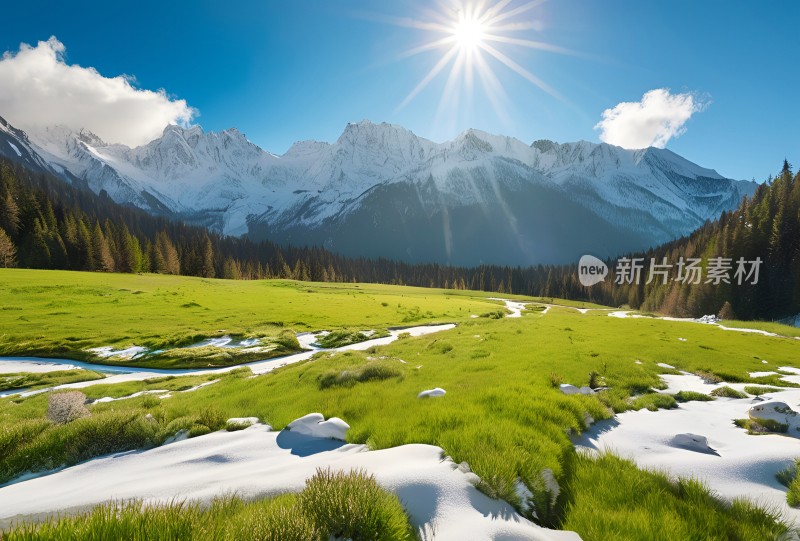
[0,426,579,540]
[559,384,594,395]
[417,387,446,398]
[286,413,350,441]
[87,346,147,360]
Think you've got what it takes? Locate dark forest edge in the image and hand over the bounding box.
[0,157,797,322]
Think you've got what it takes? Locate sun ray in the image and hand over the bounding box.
[481,34,575,55]
[478,41,564,101]
[483,0,545,27]
[390,0,570,115]
[397,45,460,111]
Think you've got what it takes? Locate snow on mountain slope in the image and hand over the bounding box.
[0,115,756,265]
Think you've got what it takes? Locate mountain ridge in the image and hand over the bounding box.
[0,115,756,265]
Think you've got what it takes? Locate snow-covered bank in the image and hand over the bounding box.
[607,310,796,338]
[0,360,79,374]
[0,423,580,541]
[488,298,527,318]
[0,323,457,397]
[576,374,800,523]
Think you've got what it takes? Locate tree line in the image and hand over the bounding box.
[0,157,797,321]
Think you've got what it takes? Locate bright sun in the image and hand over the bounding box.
[453,18,486,50]
[393,1,571,115]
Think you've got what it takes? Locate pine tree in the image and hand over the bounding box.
[201,236,215,278]
[92,222,115,272]
[0,227,16,268]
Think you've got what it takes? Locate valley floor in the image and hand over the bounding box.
[1,270,800,540]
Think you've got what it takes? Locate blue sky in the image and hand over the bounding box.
[1,0,798,181]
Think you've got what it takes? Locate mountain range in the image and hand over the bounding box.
[0,115,756,266]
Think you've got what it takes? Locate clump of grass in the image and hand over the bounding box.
[734,418,789,434]
[776,460,800,487]
[3,470,416,540]
[562,452,790,540]
[776,460,800,507]
[549,372,564,388]
[316,330,386,349]
[695,370,723,384]
[300,468,415,540]
[630,392,677,411]
[319,360,404,389]
[479,310,507,319]
[710,386,748,399]
[47,391,90,424]
[427,340,453,354]
[744,385,783,396]
[672,390,714,402]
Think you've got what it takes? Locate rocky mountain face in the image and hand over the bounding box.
[0,116,756,265]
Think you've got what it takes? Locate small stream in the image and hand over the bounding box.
[0,324,457,390]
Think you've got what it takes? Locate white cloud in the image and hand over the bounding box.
[0,37,196,147]
[594,88,708,149]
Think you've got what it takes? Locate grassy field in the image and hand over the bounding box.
[721,319,800,338]
[0,269,503,368]
[2,269,799,539]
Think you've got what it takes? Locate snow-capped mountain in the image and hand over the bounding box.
[0,116,756,265]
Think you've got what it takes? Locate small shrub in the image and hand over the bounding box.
[788,482,800,507]
[141,394,160,409]
[47,391,90,424]
[710,386,747,399]
[630,393,677,412]
[319,360,403,389]
[588,371,601,389]
[695,370,722,384]
[196,406,225,432]
[300,468,415,540]
[776,460,800,487]
[743,386,782,396]
[673,390,714,402]
[734,418,789,434]
[274,329,301,351]
[549,372,564,388]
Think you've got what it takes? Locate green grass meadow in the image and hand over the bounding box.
[1,269,800,539]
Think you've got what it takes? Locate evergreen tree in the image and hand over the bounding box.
[0,227,16,268]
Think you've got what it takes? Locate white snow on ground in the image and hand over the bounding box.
[0,424,580,541]
[488,298,526,318]
[606,311,788,337]
[87,346,148,360]
[656,362,676,370]
[576,374,800,523]
[559,384,594,396]
[0,361,79,374]
[749,371,779,378]
[287,413,350,440]
[418,387,446,398]
[92,390,168,404]
[186,336,261,349]
[718,325,778,337]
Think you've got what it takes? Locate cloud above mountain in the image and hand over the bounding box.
[595,88,708,149]
[0,37,196,147]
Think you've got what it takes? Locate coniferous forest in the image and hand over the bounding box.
[1,157,798,321]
